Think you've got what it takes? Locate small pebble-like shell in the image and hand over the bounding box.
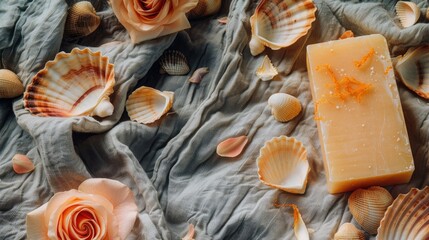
[348,186,393,235]
[160,50,190,76]
[189,67,209,83]
[0,69,24,98]
[216,135,248,157]
[257,136,310,194]
[268,93,302,122]
[64,1,101,37]
[334,223,365,240]
[256,55,278,81]
[187,0,221,19]
[12,154,35,174]
[395,1,420,28]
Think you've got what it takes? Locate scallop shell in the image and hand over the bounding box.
[189,67,209,83]
[395,1,420,28]
[12,154,35,174]
[0,69,24,98]
[216,135,248,158]
[249,0,317,56]
[126,86,174,124]
[64,1,101,37]
[377,186,429,239]
[187,0,221,19]
[23,48,115,118]
[394,45,429,99]
[159,50,190,76]
[334,223,365,240]
[257,136,310,194]
[348,186,393,235]
[256,55,278,81]
[268,93,302,122]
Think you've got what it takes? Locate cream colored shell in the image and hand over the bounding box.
[256,55,278,81]
[0,69,24,98]
[187,0,221,19]
[334,223,365,240]
[23,48,115,118]
[268,93,302,122]
[257,136,310,194]
[348,186,393,235]
[395,1,420,28]
[126,86,174,124]
[64,1,101,37]
[160,50,190,76]
[249,0,317,56]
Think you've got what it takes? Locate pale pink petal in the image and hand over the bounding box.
[274,203,309,240]
[26,203,49,240]
[182,224,195,240]
[12,154,35,174]
[217,17,229,24]
[216,135,249,157]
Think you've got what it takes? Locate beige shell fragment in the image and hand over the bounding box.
[189,67,209,83]
[64,1,101,37]
[334,223,365,240]
[216,135,248,158]
[256,55,278,81]
[395,1,420,28]
[12,154,35,174]
[257,136,310,194]
[268,93,302,122]
[0,69,24,98]
[187,0,221,19]
[348,186,393,235]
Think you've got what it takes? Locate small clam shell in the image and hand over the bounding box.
[12,154,35,174]
[257,136,310,194]
[189,67,209,83]
[377,186,429,240]
[0,69,24,98]
[334,223,365,240]
[394,46,429,99]
[348,186,393,235]
[256,55,278,81]
[268,93,302,122]
[216,135,248,158]
[64,1,101,37]
[187,0,221,19]
[160,50,190,76]
[395,1,420,28]
[126,86,174,124]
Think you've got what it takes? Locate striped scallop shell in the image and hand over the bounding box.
[395,1,420,28]
[23,48,115,118]
[187,0,221,19]
[377,186,429,240]
[257,136,310,194]
[64,1,101,37]
[334,223,365,240]
[268,93,302,122]
[160,50,190,76]
[126,86,174,124]
[0,69,24,98]
[249,0,317,56]
[348,186,393,235]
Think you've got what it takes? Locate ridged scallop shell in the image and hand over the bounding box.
[126,86,174,124]
[160,50,190,76]
[377,186,429,240]
[268,93,302,122]
[187,0,221,19]
[64,1,101,37]
[249,0,317,56]
[256,55,278,81]
[0,69,24,98]
[395,1,420,28]
[348,186,393,235]
[395,46,429,99]
[12,154,35,174]
[257,136,310,194]
[334,223,365,240]
[216,135,248,158]
[23,48,115,118]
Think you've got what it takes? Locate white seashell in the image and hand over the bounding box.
[256,55,278,81]
[23,48,115,118]
[160,50,190,76]
[126,86,174,124]
[394,46,429,99]
[64,1,101,37]
[377,186,429,240]
[189,67,209,83]
[257,136,310,194]
[12,154,35,174]
[348,186,393,235]
[334,223,365,240]
[395,1,421,28]
[0,69,24,98]
[249,0,317,56]
[187,0,221,19]
[216,135,248,158]
[268,93,302,122]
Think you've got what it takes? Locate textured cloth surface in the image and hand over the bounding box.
[1,0,428,239]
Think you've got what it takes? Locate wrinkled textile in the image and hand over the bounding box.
[1,0,428,239]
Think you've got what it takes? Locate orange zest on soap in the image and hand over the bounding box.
[354,48,375,68]
[384,66,392,75]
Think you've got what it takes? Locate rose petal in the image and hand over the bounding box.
[216,135,249,158]
[12,154,35,174]
[26,203,49,240]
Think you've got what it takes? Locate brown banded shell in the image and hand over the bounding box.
[12,154,35,174]
[377,186,429,239]
[395,1,420,28]
[23,48,115,118]
[334,223,365,240]
[268,93,302,122]
[64,1,101,38]
[348,186,393,235]
[187,0,221,19]
[0,69,24,98]
[249,0,317,56]
[160,50,190,76]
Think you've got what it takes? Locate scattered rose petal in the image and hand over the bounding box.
[12,154,35,174]
[274,202,309,240]
[216,135,248,157]
[217,16,229,24]
[189,67,209,83]
[339,30,354,39]
[182,224,195,240]
[256,55,278,81]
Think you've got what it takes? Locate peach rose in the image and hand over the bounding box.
[111,0,199,43]
[26,178,138,240]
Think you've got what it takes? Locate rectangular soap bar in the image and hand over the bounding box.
[306,34,414,194]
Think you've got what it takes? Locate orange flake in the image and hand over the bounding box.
[354,48,375,68]
[384,66,392,75]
